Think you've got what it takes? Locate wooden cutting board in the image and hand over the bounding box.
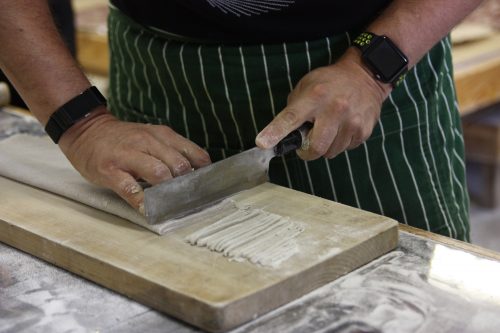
[0,176,398,332]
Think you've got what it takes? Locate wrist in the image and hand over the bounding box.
[58,107,114,150]
[340,48,392,101]
[44,86,108,143]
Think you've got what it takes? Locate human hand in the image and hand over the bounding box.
[58,108,211,214]
[255,48,392,160]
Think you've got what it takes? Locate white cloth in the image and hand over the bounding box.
[0,134,169,234]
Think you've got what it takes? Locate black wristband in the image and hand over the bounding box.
[45,86,107,143]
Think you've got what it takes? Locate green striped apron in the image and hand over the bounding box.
[108,7,470,241]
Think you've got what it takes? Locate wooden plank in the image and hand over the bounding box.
[74,0,109,75]
[0,176,397,332]
[453,34,500,115]
[76,32,109,76]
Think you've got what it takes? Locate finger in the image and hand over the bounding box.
[105,170,145,214]
[178,142,211,169]
[256,104,309,149]
[346,135,364,150]
[346,122,373,150]
[144,138,193,177]
[297,121,339,161]
[325,125,353,159]
[125,153,173,185]
[149,126,211,168]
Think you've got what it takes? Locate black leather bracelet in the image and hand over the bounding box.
[45,86,107,143]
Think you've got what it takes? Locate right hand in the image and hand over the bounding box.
[58,108,211,214]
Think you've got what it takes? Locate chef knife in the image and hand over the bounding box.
[144,123,312,225]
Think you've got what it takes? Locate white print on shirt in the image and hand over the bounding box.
[206,0,295,17]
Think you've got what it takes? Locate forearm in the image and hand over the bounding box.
[0,0,90,124]
[365,0,483,67]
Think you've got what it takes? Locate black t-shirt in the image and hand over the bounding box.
[111,0,392,43]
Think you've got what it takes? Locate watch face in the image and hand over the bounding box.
[364,36,408,84]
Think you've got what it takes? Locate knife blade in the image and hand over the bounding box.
[144,123,311,225]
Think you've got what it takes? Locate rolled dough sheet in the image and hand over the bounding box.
[0,134,169,234]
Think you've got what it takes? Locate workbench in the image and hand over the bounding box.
[2,226,500,332]
[1,109,500,333]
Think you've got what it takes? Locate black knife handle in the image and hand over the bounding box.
[274,122,313,156]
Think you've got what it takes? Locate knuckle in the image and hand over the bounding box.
[310,82,330,100]
[157,125,174,137]
[346,117,363,132]
[96,160,117,178]
[128,131,149,143]
[333,98,350,113]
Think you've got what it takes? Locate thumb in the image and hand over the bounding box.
[105,170,145,215]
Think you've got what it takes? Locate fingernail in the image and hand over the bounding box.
[138,203,145,216]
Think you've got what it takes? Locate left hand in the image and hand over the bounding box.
[255,48,392,160]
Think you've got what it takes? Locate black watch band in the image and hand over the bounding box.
[45,86,107,143]
[352,32,408,87]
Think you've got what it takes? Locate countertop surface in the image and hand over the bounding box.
[2,231,500,333]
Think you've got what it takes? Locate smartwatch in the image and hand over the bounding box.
[352,32,409,87]
[45,86,107,143]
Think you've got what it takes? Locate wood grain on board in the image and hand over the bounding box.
[0,176,397,332]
